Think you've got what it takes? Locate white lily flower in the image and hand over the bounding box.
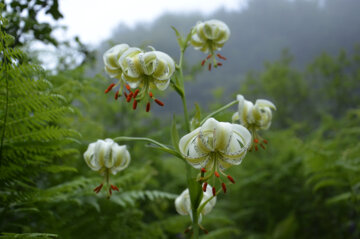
[103,44,130,79]
[175,184,216,223]
[120,49,175,91]
[190,19,230,70]
[232,95,276,150]
[191,19,230,53]
[179,118,251,172]
[84,138,131,175]
[84,138,131,197]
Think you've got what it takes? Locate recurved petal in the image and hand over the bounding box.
[111,145,131,175]
[154,79,170,91]
[121,74,141,89]
[255,99,276,110]
[103,44,129,68]
[139,51,157,75]
[232,112,240,123]
[179,128,201,156]
[201,184,217,215]
[175,189,191,216]
[119,47,143,74]
[84,142,102,171]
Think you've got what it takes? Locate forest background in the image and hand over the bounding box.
[1,0,360,238]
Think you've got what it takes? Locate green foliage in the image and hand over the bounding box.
[0,0,62,46]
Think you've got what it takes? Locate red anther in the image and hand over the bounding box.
[126,92,133,102]
[214,171,220,178]
[104,83,115,93]
[222,183,227,193]
[109,188,112,196]
[201,59,206,66]
[133,89,139,98]
[114,91,119,100]
[149,92,153,98]
[124,91,128,98]
[217,62,223,66]
[202,182,208,192]
[111,184,119,191]
[227,175,235,184]
[93,184,103,193]
[255,145,258,151]
[260,144,266,150]
[206,54,212,60]
[217,53,227,60]
[208,63,212,71]
[154,99,164,106]
[146,102,151,112]
[254,138,259,144]
[201,168,207,173]
[212,187,216,196]
[133,100,138,110]
[263,139,268,144]
[126,84,131,91]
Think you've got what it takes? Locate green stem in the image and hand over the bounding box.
[200,100,238,125]
[178,49,191,132]
[113,136,182,159]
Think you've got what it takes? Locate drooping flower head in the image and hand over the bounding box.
[175,184,216,233]
[190,19,230,70]
[84,138,131,197]
[103,44,175,112]
[232,94,276,151]
[179,118,251,194]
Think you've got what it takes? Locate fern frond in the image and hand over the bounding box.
[0,233,58,239]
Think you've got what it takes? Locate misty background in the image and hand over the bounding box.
[89,0,360,114]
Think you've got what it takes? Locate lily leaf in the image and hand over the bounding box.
[171,115,180,152]
[190,103,202,131]
[188,177,203,211]
[171,26,183,48]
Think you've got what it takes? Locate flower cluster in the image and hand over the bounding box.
[190,19,230,70]
[232,94,276,151]
[175,184,216,233]
[179,118,251,194]
[84,138,130,197]
[103,44,175,111]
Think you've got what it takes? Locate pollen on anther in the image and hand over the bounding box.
[212,187,216,196]
[208,63,212,71]
[214,171,220,178]
[126,93,133,102]
[227,175,235,184]
[149,92,153,98]
[133,89,139,98]
[201,168,207,173]
[222,183,227,193]
[201,59,206,66]
[203,182,208,192]
[114,91,119,100]
[126,84,131,91]
[146,102,151,112]
[111,184,119,191]
[217,62,223,66]
[155,99,164,106]
[217,53,227,60]
[133,100,138,110]
[105,83,115,93]
[254,138,259,144]
[206,54,212,60]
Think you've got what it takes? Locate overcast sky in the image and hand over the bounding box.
[53,0,248,45]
